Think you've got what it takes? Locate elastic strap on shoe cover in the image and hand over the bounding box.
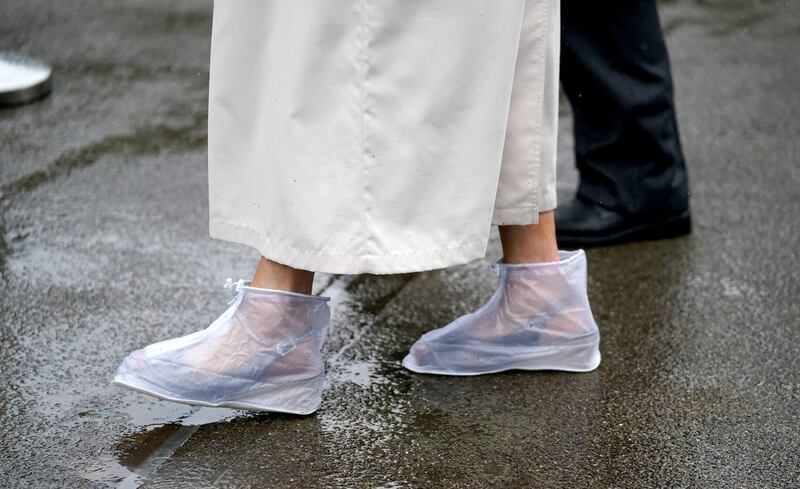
[274,329,318,356]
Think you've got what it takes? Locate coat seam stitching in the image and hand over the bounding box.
[529,0,549,220]
[360,0,369,264]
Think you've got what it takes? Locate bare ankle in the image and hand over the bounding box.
[251,257,315,294]
[504,247,560,264]
[498,212,560,264]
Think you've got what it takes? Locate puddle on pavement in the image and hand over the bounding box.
[80,402,245,488]
[329,359,391,388]
[320,358,406,435]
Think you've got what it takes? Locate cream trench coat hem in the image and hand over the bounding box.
[209,219,489,275]
[208,0,560,275]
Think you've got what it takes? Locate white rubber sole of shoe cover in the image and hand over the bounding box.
[401,334,601,376]
[112,371,323,415]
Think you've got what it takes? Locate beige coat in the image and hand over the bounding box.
[208,0,560,274]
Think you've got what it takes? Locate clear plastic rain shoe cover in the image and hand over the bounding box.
[402,250,601,375]
[113,280,332,414]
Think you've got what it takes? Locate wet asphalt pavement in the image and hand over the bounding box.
[1,1,799,487]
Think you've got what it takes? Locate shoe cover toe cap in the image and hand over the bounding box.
[402,341,442,372]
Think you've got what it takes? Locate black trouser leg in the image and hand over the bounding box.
[560,0,690,218]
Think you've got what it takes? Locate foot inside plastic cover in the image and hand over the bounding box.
[112,280,332,414]
[402,250,602,376]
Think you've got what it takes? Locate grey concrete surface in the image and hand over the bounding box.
[1,0,799,487]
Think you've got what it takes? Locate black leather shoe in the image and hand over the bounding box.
[555,198,691,247]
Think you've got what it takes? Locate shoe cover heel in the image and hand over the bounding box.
[222,373,325,414]
[505,332,601,373]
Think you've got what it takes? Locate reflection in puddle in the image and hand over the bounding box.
[81,454,143,488]
[80,405,245,488]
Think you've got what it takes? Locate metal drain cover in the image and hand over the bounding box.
[0,51,52,107]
